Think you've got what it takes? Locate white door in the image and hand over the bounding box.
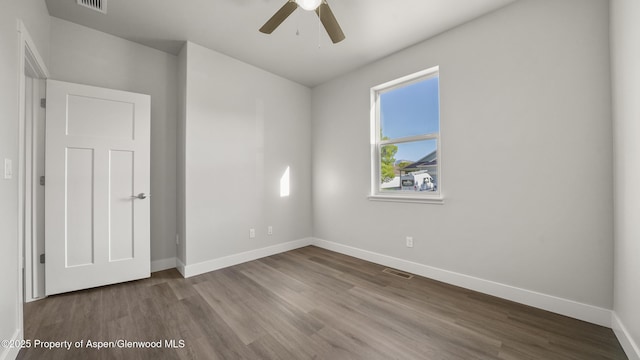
[45,80,151,296]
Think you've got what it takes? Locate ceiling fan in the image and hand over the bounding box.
[259,0,345,44]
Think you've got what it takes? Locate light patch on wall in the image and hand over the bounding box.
[280,166,290,197]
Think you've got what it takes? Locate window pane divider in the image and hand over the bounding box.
[379,133,438,145]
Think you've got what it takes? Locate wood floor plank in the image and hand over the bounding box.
[223,267,324,335]
[247,333,297,360]
[237,260,317,313]
[179,294,261,360]
[312,324,393,360]
[193,274,268,345]
[19,246,628,360]
[348,286,503,359]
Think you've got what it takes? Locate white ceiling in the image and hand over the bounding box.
[45,0,517,87]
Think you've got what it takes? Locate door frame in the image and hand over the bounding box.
[23,76,46,302]
[17,18,49,340]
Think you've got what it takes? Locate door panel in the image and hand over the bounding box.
[67,95,135,139]
[45,79,150,296]
[65,147,95,267]
[109,150,134,261]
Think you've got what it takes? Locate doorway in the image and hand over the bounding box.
[18,20,49,310]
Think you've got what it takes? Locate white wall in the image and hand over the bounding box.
[611,0,640,357]
[312,0,613,309]
[180,42,312,270]
[0,1,50,359]
[49,18,178,266]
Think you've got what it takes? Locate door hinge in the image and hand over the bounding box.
[40,98,46,108]
[39,176,45,186]
[39,253,45,264]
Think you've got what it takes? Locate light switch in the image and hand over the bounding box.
[4,159,12,179]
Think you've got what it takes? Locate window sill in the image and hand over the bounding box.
[368,194,444,204]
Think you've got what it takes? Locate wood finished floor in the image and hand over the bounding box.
[19,246,626,360]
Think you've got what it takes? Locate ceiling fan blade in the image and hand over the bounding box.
[315,2,345,43]
[259,1,298,34]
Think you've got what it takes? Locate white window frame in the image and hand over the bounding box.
[369,66,443,204]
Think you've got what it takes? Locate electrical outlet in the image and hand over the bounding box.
[406,236,414,248]
[249,228,256,238]
[268,226,273,235]
[175,234,180,245]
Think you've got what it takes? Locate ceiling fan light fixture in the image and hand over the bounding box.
[260,0,344,43]
[295,0,322,11]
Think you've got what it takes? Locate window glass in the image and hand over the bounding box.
[380,76,439,139]
[379,139,438,192]
[372,67,440,198]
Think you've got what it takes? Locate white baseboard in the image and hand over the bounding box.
[176,257,186,277]
[170,236,614,329]
[612,312,640,360]
[151,257,176,273]
[0,328,22,360]
[312,238,612,328]
[182,238,313,278]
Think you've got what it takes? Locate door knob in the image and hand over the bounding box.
[132,193,149,199]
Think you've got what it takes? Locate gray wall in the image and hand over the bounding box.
[0,0,50,354]
[180,42,312,267]
[611,0,640,353]
[49,18,178,265]
[311,0,614,308]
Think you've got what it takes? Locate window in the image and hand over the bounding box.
[370,66,442,203]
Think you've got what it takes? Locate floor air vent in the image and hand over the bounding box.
[382,268,414,279]
[77,0,107,14]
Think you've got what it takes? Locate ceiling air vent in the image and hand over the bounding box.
[77,0,107,14]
